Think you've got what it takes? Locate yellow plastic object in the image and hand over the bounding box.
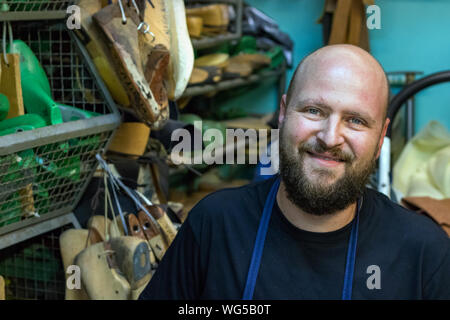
[393,121,450,199]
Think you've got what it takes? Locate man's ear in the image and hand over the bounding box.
[279,94,287,127]
[375,118,390,159]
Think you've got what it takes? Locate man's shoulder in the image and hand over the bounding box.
[365,188,449,243]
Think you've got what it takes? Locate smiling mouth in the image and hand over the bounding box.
[306,151,346,163]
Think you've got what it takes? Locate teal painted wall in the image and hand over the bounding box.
[370,0,450,132]
[217,0,450,132]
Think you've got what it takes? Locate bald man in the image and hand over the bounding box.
[140,45,450,300]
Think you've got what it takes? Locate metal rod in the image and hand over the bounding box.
[117,0,127,24]
[406,98,414,141]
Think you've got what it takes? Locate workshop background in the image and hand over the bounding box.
[0,0,449,300]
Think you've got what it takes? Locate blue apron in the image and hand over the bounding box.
[242,178,361,300]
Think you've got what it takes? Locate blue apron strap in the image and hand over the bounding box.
[341,198,361,300]
[242,178,280,300]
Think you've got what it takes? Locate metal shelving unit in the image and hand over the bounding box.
[0,20,120,248]
[0,0,75,21]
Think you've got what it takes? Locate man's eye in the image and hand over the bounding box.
[307,108,320,115]
[349,117,363,125]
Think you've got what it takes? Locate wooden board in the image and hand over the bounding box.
[347,0,363,46]
[359,1,370,52]
[328,0,352,44]
[0,54,24,119]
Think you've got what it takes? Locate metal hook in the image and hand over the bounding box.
[137,22,155,42]
[137,21,149,33]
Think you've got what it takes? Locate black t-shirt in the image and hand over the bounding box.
[139,176,450,300]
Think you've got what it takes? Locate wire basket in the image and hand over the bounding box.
[0,225,70,300]
[0,0,75,21]
[0,21,120,238]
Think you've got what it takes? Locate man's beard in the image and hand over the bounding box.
[278,126,377,216]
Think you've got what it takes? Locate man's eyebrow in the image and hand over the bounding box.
[292,99,331,110]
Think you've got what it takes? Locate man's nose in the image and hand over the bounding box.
[316,117,345,148]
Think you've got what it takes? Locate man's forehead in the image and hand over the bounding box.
[287,45,389,120]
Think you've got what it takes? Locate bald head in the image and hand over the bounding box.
[286,45,389,120]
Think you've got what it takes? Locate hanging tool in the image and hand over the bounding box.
[96,153,176,247]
